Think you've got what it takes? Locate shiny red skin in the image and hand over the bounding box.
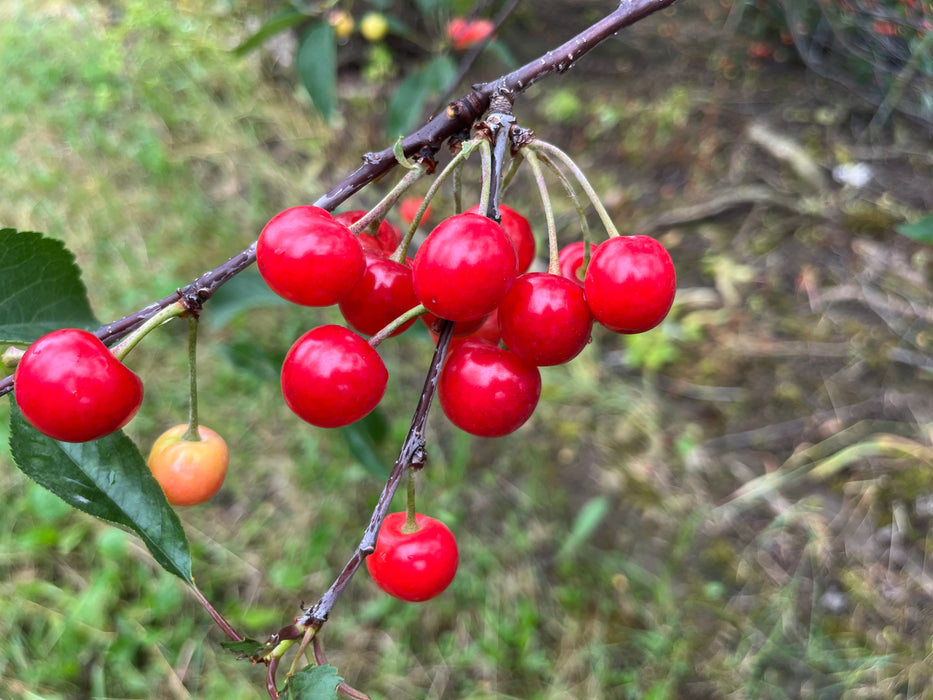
[498,273,593,366]
[467,204,536,273]
[338,254,419,337]
[558,241,599,288]
[257,206,365,307]
[14,328,143,442]
[281,325,387,428]
[412,213,517,322]
[438,339,541,437]
[366,511,459,602]
[584,235,676,333]
[334,210,402,257]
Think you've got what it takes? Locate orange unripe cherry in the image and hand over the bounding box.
[147,424,229,506]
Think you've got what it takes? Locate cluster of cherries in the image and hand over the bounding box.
[256,199,675,602]
[260,202,676,438]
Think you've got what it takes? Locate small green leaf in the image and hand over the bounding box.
[340,409,390,477]
[232,9,308,57]
[280,664,343,700]
[558,496,610,560]
[896,214,933,244]
[387,55,456,138]
[0,228,98,344]
[298,22,337,121]
[221,637,267,658]
[9,401,193,582]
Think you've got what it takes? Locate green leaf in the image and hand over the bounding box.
[0,228,98,344]
[387,55,456,138]
[340,409,390,477]
[896,214,933,244]
[280,664,343,700]
[221,637,267,658]
[8,401,193,582]
[206,270,287,328]
[232,9,308,57]
[298,22,337,121]
[558,496,610,560]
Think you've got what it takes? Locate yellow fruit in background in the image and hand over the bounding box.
[328,10,354,40]
[360,12,388,42]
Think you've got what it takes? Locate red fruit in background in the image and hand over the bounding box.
[584,235,676,333]
[399,196,432,227]
[339,254,419,337]
[257,206,365,306]
[413,213,517,321]
[467,204,535,273]
[438,339,541,437]
[498,273,593,366]
[281,325,387,428]
[558,241,598,288]
[334,210,402,257]
[446,17,495,50]
[14,328,144,442]
[366,511,459,602]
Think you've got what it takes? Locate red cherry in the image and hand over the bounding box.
[366,511,459,602]
[468,204,536,272]
[257,206,365,306]
[334,210,402,257]
[338,254,419,337]
[438,339,541,437]
[412,213,517,322]
[281,325,387,428]
[498,273,593,366]
[583,235,676,333]
[14,329,144,442]
[399,196,432,227]
[557,241,599,288]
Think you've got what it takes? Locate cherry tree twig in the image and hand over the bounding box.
[0,0,680,399]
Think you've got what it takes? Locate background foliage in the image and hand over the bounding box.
[2,1,932,698]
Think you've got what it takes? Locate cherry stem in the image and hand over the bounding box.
[524,149,560,275]
[391,139,484,264]
[110,302,186,362]
[182,315,202,442]
[347,166,427,240]
[532,148,593,254]
[528,140,621,238]
[367,303,427,349]
[477,139,493,218]
[402,469,419,534]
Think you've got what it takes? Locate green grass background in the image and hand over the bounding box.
[2,1,933,698]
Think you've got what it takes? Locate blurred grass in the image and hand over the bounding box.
[2,1,933,699]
